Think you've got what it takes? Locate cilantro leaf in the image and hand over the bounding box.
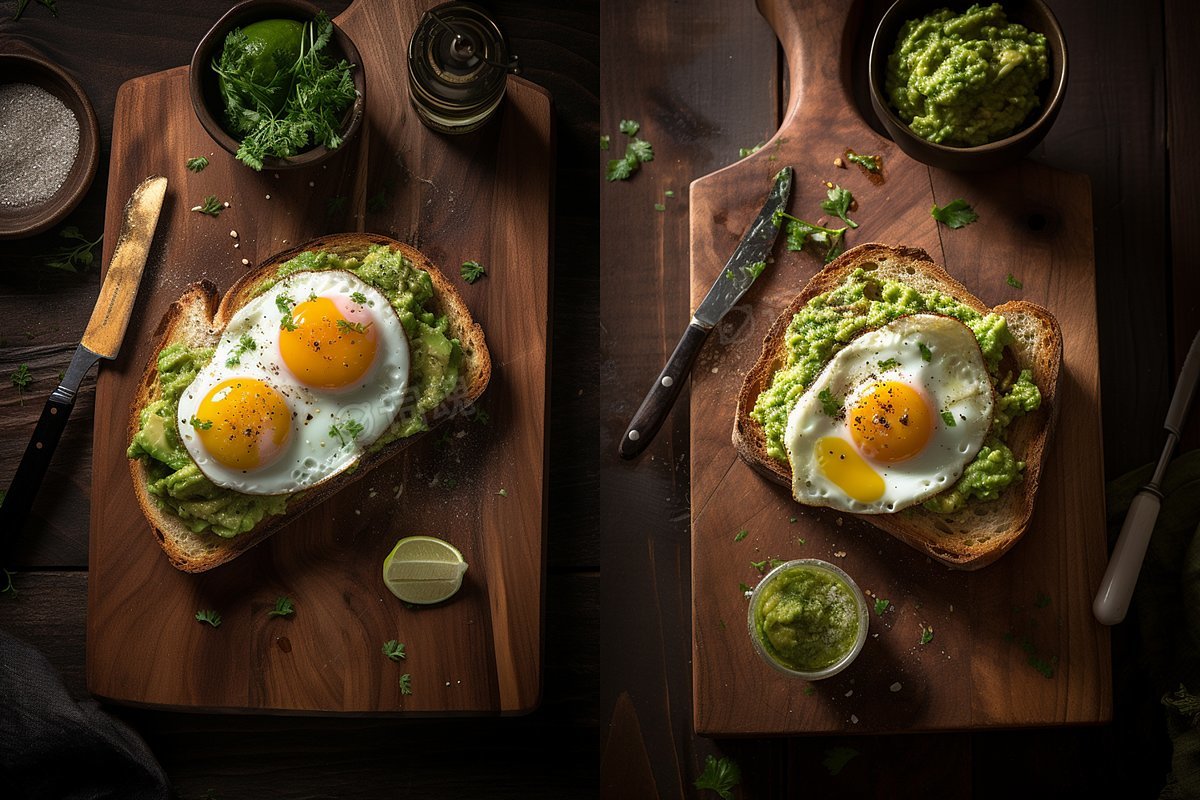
[627,138,654,163]
[1006,274,1024,289]
[269,597,295,617]
[874,598,891,616]
[399,673,413,695]
[186,156,210,172]
[920,624,934,644]
[618,119,640,136]
[605,155,638,181]
[745,260,766,279]
[878,357,898,370]
[195,610,222,627]
[931,198,979,229]
[818,388,842,417]
[382,640,406,661]
[781,213,847,263]
[918,342,933,361]
[695,755,741,800]
[460,260,487,283]
[10,364,31,391]
[941,411,957,427]
[190,417,213,430]
[191,195,224,217]
[820,185,858,229]
[734,529,748,543]
[41,226,103,273]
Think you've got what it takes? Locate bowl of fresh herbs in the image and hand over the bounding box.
[189,0,365,171]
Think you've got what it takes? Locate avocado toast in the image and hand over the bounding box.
[126,233,491,573]
[733,243,1062,569]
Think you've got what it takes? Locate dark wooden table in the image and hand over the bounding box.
[600,0,1197,798]
[0,0,598,797]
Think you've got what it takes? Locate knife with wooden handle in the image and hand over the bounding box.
[1093,327,1200,625]
[0,175,167,552]
[619,167,793,459]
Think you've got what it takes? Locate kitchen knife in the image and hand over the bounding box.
[1093,327,1200,625]
[0,175,168,551]
[619,166,793,459]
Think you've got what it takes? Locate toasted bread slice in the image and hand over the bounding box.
[127,233,491,572]
[733,243,1062,569]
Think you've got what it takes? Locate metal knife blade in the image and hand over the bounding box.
[1094,327,1200,624]
[618,167,793,459]
[0,175,167,551]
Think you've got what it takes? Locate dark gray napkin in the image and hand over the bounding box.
[0,628,170,800]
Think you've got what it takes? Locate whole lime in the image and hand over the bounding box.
[218,18,304,120]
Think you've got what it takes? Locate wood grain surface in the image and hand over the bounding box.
[687,0,1108,737]
[85,0,552,715]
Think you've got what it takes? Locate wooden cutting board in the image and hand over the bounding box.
[690,1,1110,735]
[86,0,551,715]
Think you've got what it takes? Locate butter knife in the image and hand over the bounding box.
[1093,327,1200,625]
[0,175,168,550]
[619,166,792,459]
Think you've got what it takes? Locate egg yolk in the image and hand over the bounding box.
[848,380,933,464]
[815,437,886,503]
[279,296,379,389]
[194,377,291,471]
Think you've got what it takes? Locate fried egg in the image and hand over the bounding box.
[785,314,993,513]
[176,270,410,495]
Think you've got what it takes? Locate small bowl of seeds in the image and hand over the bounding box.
[0,51,100,239]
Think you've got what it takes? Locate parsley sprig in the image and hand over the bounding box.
[820,185,858,229]
[195,610,222,628]
[269,597,295,617]
[382,640,406,661]
[191,195,224,217]
[10,364,32,392]
[329,418,365,447]
[931,198,979,229]
[605,118,654,181]
[42,226,102,272]
[773,209,848,263]
[695,755,741,800]
[186,156,210,173]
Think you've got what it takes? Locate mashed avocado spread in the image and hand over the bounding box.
[750,268,1041,513]
[754,563,861,673]
[126,245,463,537]
[885,3,1049,146]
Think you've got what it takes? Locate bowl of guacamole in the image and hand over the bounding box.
[747,559,870,679]
[868,0,1067,171]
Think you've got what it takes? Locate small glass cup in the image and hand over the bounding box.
[747,558,869,680]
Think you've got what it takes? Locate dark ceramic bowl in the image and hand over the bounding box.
[189,0,365,171]
[868,0,1067,172]
[0,52,99,239]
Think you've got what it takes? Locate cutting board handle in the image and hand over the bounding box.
[756,0,862,134]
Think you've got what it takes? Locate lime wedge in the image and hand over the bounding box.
[382,536,468,605]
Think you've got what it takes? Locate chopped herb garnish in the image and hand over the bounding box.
[1007,273,1024,289]
[820,185,859,229]
[775,210,848,263]
[191,195,224,217]
[734,529,748,543]
[627,138,654,163]
[470,406,491,425]
[225,334,257,367]
[382,640,406,661]
[664,190,675,198]
[350,291,367,304]
[739,142,765,158]
[745,260,767,279]
[738,582,752,594]
[878,357,898,370]
[275,293,295,313]
[941,411,956,427]
[399,673,413,695]
[190,417,214,430]
[599,134,610,150]
[694,755,741,800]
[919,624,934,645]
[619,119,640,136]
[329,418,365,447]
[460,260,487,283]
[195,610,222,628]
[845,151,881,172]
[654,202,666,212]
[789,517,798,523]
[10,363,31,391]
[930,198,979,229]
[336,319,370,334]
[804,685,816,696]
[42,226,103,272]
[279,313,298,331]
[186,156,210,172]
[213,12,357,170]
[269,597,295,617]
[918,342,932,361]
[750,559,768,573]
[496,488,508,497]
[818,388,842,417]
[606,153,639,181]
[874,598,891,616]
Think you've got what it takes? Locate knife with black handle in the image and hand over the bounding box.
[619,167,792,459]
[0,175,167,553]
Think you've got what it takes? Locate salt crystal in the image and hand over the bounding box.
[889,682,902,692]
[0,83,80,207]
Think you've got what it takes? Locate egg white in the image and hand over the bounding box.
[785,313,994,514]
[176,270,410,495]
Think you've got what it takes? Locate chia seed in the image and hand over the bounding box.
[0,83,80,207]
